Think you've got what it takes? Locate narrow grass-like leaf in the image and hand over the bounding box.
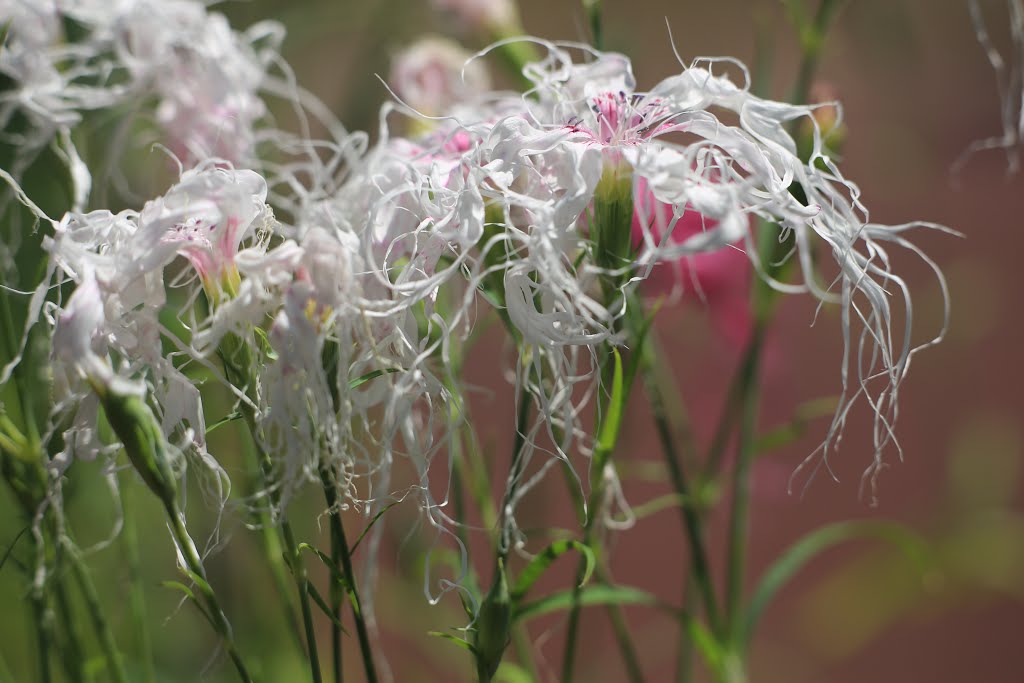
[348,368,401,390]
[206,411,242,434]
[307,583,350,634]
[514,584,661,622]
[511,540,595,602]
[428,631,477,655]
[350,501,400,554]
[742,520,931,648]
[298,542,351,590]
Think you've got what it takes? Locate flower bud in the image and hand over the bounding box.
[93,381,179,511]
[473,560,512,683]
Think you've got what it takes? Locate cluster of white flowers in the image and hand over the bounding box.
[2,5,949,595]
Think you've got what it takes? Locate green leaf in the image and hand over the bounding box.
[297,542,351,590]
[741,520,931,648]
[428,631,477,655]
[627,493,695,521]
[348,368,401,390]
[510,540,595,602]
[513,584,661,622]
[206,411,242,434]
[306,583,349,634]
[350,501,400,554]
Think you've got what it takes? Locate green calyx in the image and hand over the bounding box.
[591,156,635,295]
[473,559,513,683]
[92,380,178,510]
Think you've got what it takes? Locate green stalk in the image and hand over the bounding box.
[721,0,848,648]
[583,0,604,50]
[722,325,765,637]
[321,471,345,683]
[65,542,128,683]
[635,318,721,637]
[165,505,254,683]
[30,582,53,683]
[241,434,304,652]
[52,569,87,683]
[561,346,635,683]
[121,476,156,683]
[331,505,379,683]
[219,335,321,682]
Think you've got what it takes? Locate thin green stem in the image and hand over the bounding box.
[29,565,54,683]
[583,0,604,51]
[52,569,86,683]
[331,507,379,683]
[241,434,304,651]
[499,389,532,561]
[121,479,156,683]
[595,566,645,683]
[722,325,766,638]
[165,504,253,683]
[65,542,128,683]
[321,472,345,683]
[282,520,323,683]
[562,345,635,683]
[219,337,321,681]
[676,577,696,683]
[637,322,721,637]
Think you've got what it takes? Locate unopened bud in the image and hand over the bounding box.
[473,560,512,683]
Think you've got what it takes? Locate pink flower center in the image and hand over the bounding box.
[567,91,669,147]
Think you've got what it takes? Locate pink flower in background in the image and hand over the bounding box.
[631,178,753,346]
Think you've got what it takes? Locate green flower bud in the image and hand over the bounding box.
[473,559,513,683]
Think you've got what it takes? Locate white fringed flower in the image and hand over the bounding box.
[370,40,950,510]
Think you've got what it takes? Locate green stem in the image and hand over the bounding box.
[165,504,253,683]
[282,520,323,683]
[331,506,379,683]
[219,337,320,680]
[29,560,54,683]
[636,321,721,637]
[561,345,633,683]
[52,569,86,683]
[676,577,696,683]
[242,434,304,652]
[584,0,604,50]
[596,567,645,683]
[321,473,345,683]
[121,479,156,683]
[499,389,532,560]
[65,542,128,683]
[722,325,766,638]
